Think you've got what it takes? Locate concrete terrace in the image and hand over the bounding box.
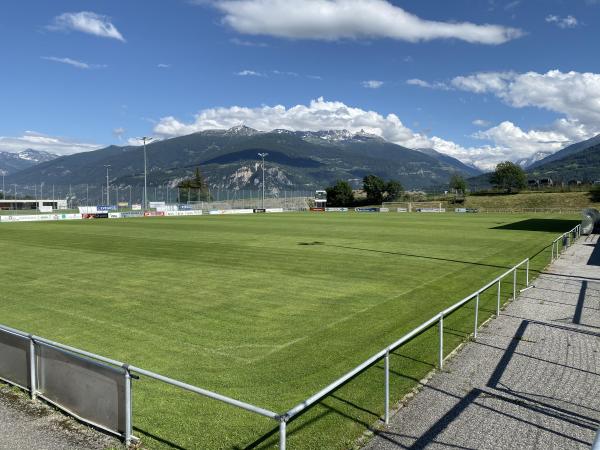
[366,234,600,450]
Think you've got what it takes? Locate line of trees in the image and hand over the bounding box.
[325,175,404,207]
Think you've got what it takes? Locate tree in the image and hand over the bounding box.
[385,180,403,201]
[178,166,210,202]
[363,175,386,204]
[490,161,527,193]
[449,174,467,195]
[363,175,404,203]
[590,184,600,202]
[326,180,354,206]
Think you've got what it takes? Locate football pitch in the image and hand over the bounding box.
[0,212,579,449]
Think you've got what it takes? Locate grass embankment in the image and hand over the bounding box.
[0,212,579,449]
[465,190,599,210]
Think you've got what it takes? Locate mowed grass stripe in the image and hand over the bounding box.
[0,212,574,449]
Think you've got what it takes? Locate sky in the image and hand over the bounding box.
[1,0,600,170]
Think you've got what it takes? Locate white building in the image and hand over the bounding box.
[0,199,68,211]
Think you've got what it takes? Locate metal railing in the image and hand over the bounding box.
[0,226,582,449]
[551,224,581,262]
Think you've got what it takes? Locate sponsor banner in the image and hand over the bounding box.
[143,211,165,217]
[178,204,192,211]
[325,207,348,212]
[163,210,203,217]
[310,207,325,212]
[1,214,53,223]
[265,208,284,213]
[157,205,178,212]
[416,208,446,213]
[118,202,129,208]
[83,213,109,219]
[121,211,143,218]
[455,208,467,213]
[54,214,82,221]
[39,206,53,213]
[149,202,165,208]
[97,205,117,212]
[379,207,390,213]
[108,213,122,219]
[79,206,98,214]
[131,204,142,211]
[209,209,253,215]
[397,208,408,212]
[253,208,266,213]
[355,207,379,213]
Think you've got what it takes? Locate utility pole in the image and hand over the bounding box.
[13,184,17,200]
[104,165,111,205]
[137,137,154,211]
[258,152,268,209]
[129,186,132,207]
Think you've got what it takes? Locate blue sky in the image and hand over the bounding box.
[2,0,600,169]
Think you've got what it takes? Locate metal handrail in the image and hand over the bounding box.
[551,224,581,261]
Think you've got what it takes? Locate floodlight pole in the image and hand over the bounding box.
[258,152,268,209]
[104,165,111,205]
[138,137,154,212]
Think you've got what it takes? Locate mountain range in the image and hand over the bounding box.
[0,149,59,175]
[468,133,600,189]
[3,126,481,191]
[4,128,600,193]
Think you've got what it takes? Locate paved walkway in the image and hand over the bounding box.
[0,385,120,450]
[366,234,600,450]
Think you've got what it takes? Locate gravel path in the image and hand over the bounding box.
[0,384,122,450]
[365,234,600,450]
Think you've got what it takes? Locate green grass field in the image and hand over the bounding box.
[0,212,579,449]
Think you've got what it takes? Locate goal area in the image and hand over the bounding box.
[382,201,444,212]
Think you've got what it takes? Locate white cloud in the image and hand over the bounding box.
[235,69,265,77]
[157,63,171,68]
[545,14,578,29]
[41,56,106,70]
[448,69,600,167]
[406,78,449,90]
[362,80,384,89]
[214,0,523,44]
[153,97,431,149]
[112,127,126,141]
[230,37,268,47]
[451,70,600,128]
[153,97,526,169]
[0,131,101,156]
[49,11,125,42]
[472,119,491,127]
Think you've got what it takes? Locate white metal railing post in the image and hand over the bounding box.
[526,259,529,286]
[279,419,287,450]
[551,241,554,261]
[384,350,390,424]
[497,279,501,316]
[474,294,479,339]
[124,368,132,446]
[513,269,517,301]
[28,336,37,400]
[438,315,444,369]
